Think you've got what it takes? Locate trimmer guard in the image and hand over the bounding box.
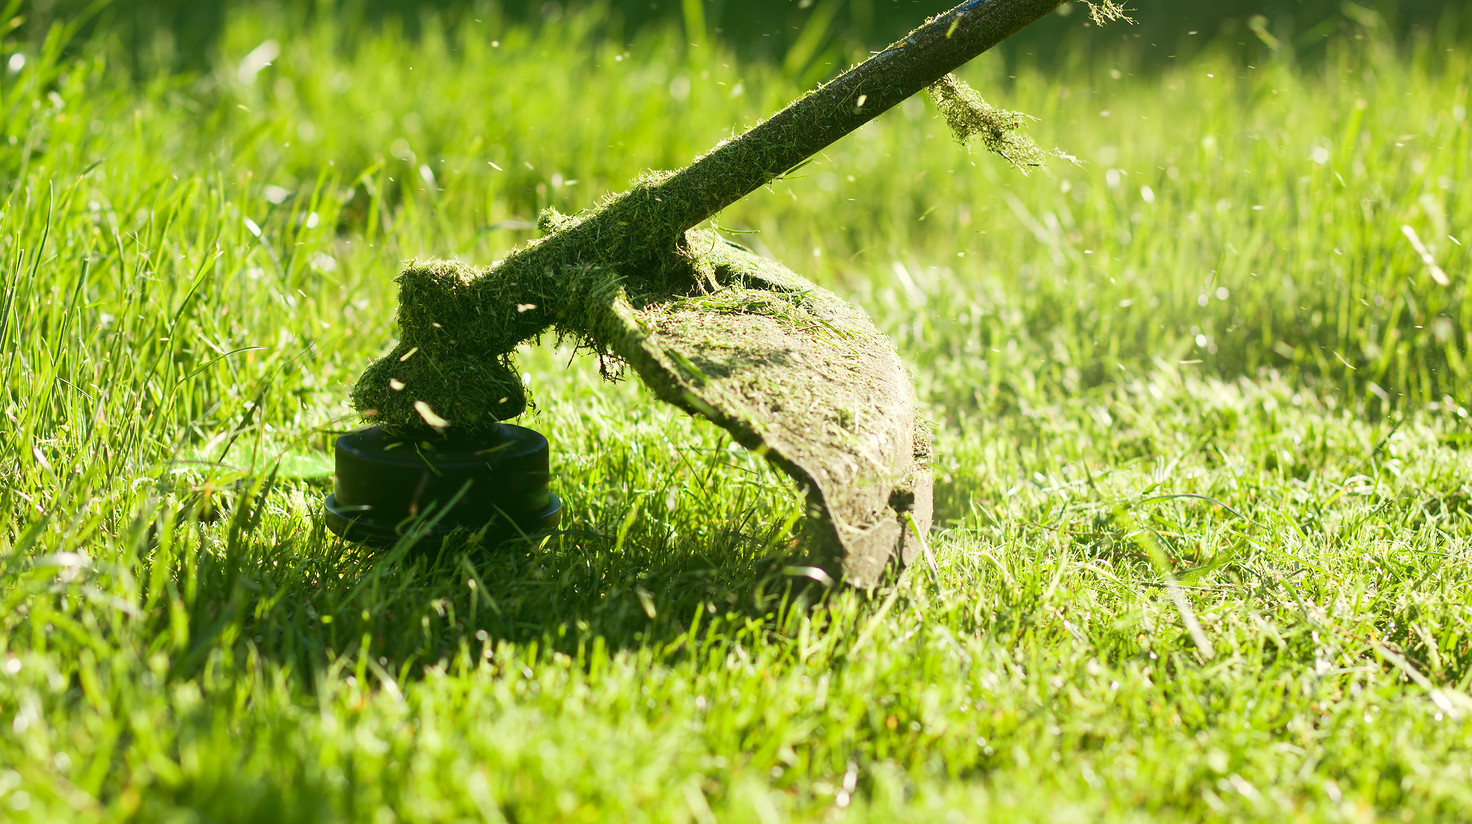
[605,233,933,586]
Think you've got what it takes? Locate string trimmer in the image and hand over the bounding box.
[324,0,1101,586]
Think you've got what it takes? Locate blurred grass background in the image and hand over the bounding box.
[12,0,1466,415]
[20,0,1472,74]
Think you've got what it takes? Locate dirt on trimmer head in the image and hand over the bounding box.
[604,233,933,585]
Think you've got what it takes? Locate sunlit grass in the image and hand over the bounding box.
[1,2,1470,821]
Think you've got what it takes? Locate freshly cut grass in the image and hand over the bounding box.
[1,2,1470,821]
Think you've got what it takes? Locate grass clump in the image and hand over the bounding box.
[924,1,1131,172]
[927,72,1049,172]
[349,170,712,435]
[351,257,534,428]
[1084,0,1133,26]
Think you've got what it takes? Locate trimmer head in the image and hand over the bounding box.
[323,424,561,549]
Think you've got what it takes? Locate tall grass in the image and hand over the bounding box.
[2,2,1470,820]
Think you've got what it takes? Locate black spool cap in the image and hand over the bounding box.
[323,424,561,549]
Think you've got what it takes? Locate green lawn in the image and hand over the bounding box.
[3,2,1471,821]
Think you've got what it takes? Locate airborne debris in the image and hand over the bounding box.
[926,73,1047,172]
[1084,1,1133,26]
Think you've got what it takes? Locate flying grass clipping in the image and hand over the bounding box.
[926,1,1130,173]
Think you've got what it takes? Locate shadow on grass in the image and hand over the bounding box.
[163,484,848,689]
